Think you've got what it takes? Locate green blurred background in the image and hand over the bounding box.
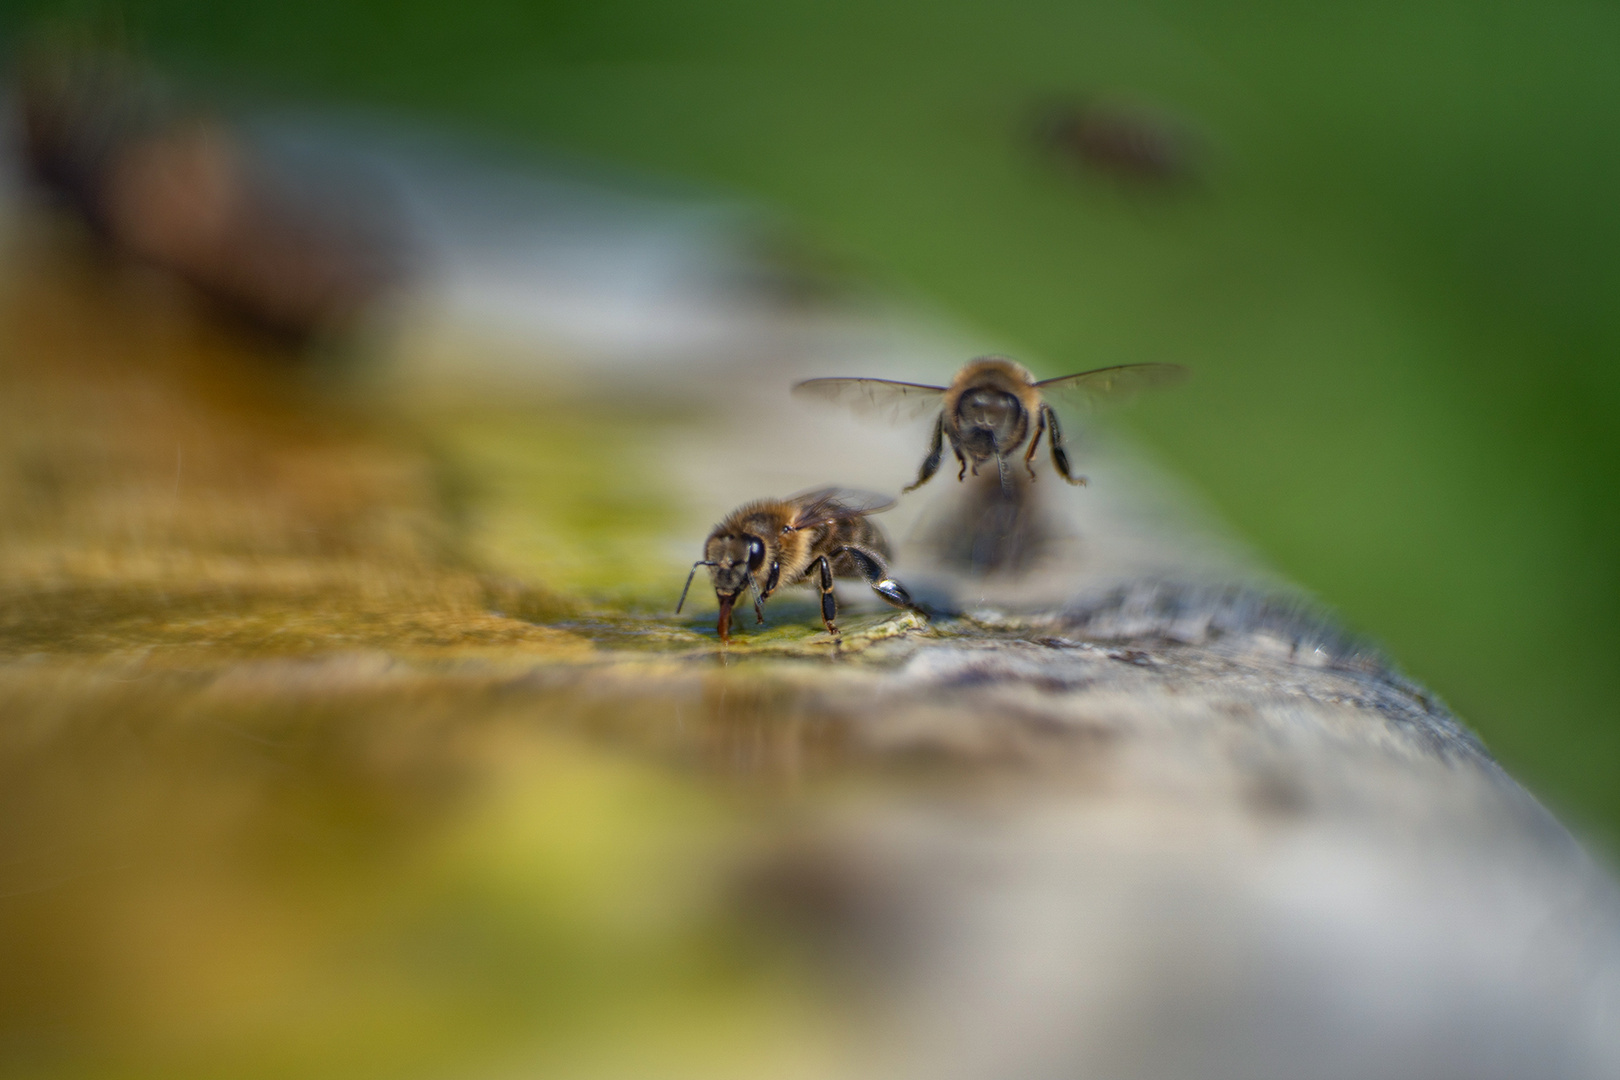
[3,0,1615,848]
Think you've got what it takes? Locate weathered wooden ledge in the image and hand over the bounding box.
[1,217,1616,1080]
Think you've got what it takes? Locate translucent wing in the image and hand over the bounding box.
[1034,363,1189,412]
[792,377,947,424]
[786,487,897,530]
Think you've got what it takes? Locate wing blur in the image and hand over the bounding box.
[1034,363,1188,411]
[791,378,946,424]
[787,487,897,530]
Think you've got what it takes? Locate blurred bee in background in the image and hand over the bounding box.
[1033,97,1206,190]
[676,488,921,642]
[794,356,1186,495]
[15,41,406,342]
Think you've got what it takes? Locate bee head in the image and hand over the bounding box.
[957,387,1026,453]
[705,532,767,596]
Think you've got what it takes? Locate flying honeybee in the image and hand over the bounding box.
[676,488,920,642]
[793,356,1186,494]
[1033,97,1205,189]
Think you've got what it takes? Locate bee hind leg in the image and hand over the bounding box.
[843,546,925,618]
[816,555,839,636]
[1044,405,1088,486]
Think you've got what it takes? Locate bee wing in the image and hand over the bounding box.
[786,486,897,530]
[791,378,947,424]
[1034,363,1189,412]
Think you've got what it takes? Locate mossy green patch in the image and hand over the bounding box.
[421,406,687,608]
[0,228,858,1080]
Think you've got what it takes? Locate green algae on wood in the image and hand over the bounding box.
[0,226,839,1079]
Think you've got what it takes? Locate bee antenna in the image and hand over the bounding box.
[746,572,766,625]
[675,561,716,614]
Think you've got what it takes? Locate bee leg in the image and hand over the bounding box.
[843,546,922,615]
[1044,405,1088,486]
[746,572,767,624]
[1024,410,1046,481]
[903,415,945,493]
[816,555,840,636]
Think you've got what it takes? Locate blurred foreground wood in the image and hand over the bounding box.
[1,220,1618,1080]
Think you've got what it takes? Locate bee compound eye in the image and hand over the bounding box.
[747,537,765,568]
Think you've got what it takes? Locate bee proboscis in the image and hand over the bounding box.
[793,356,1187,494]
[676,488,921,642]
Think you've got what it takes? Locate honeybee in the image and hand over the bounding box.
[793,356,1186,494]
[1033,97,1205,189]
[676,488,920,642]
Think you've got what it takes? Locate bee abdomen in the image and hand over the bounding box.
[825,518,891,562]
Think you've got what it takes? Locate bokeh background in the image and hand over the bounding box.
[1,0,1614,851]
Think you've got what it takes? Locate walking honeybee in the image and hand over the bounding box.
[793,356,1186,494]
[676,488,920,642]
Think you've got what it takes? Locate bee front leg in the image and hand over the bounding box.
[815,555,839,636]
[746,572,766,624]
[903,414,946,493]
[1023,410,1046,481]
[1044,405,1088,486]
